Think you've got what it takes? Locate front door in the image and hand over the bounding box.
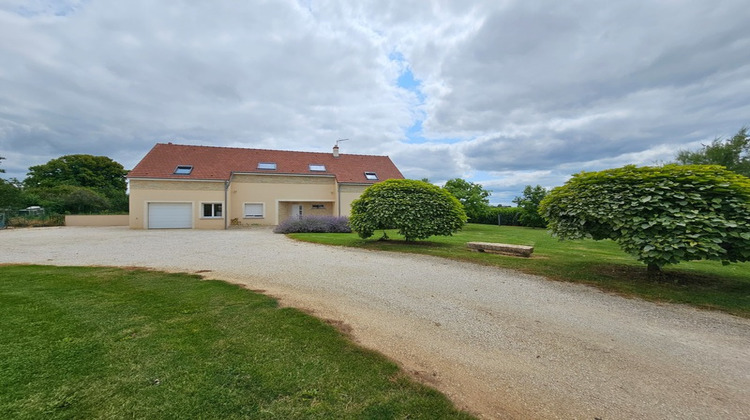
[290,204,303,220]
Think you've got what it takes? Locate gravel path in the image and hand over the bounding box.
[2,226,749,419]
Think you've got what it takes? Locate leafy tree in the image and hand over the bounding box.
[443,178,491,222]
[675,127,750,177]
[25,185,111,214]
[0,180,26,209]
[540,165,750,273]
[63,187,111,214]
[512,185,548,228]
[25,154,127,190]
[1,157,30,210]
[24,154,128,213]
[350,179,467,241]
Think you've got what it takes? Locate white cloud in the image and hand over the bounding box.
[1,0,749,202]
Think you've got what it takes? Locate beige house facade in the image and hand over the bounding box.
[127,143,403,229]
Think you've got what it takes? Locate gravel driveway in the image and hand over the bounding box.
[2,226,749,419]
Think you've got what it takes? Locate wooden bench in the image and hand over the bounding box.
[466,242,534,257]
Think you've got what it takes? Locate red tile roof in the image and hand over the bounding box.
[128,143,404,184]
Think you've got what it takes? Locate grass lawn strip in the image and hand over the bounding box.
[289,224,750,318]
[0,265,474,419]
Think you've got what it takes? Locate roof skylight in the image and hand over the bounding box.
[364,172,378,180]
[309,164,326,172]
[174,165,193,175]
[257,162,277,170]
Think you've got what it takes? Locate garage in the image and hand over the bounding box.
[147,203,192,229]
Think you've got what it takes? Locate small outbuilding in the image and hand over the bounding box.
[18,206,45,216]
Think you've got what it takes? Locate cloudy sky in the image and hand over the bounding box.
[1,0,748,204]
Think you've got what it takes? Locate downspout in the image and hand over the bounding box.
[337,182,342,217]
[224,172,233,230]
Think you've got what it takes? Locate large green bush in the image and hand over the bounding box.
[350,179,467,241]
[540,165,750,271]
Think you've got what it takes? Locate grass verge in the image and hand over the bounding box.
[0,265,473,419]
[288,224,750,317]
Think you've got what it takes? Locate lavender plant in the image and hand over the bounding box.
[274,216,351,234]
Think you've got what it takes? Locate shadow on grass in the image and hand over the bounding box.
[594,264,734,286]
[376,240,451,247]
[591,264,750,317]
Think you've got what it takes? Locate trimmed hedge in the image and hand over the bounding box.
[274,216,351,234]
[472,207,523,226]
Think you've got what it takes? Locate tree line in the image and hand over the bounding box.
[441,178,549,228]
[0,154,128,215]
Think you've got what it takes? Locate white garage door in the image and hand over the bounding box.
[148,203,192,229]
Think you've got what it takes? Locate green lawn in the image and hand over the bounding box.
[0,265,473,419]
[289,224,750,317]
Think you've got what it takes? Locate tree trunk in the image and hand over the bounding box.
[647,263,661,274]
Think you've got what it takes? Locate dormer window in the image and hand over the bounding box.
[364,172,378,180]
[174,165,193,175]
[309,164,326,172]
[257,162,277,170]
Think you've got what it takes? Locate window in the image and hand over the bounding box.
[244,203,264,218]
[202,203,222,218]
[364,172,378,180]
[174,165,193,175]
[312,204,325,209]
[257,162,277,170]
[309,164,326,172]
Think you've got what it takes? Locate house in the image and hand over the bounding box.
[127,143,404,229]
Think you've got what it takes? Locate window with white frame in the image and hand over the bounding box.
[244,203,264,218]
[257,162,277,170]
[309,164,326,172]
[364,171,378,180]
[202,203,222,218]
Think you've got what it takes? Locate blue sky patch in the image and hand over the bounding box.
[9,1,84,17]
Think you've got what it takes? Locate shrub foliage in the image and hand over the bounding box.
[350,179,467,241]
[8,214,65,227]
[540,164,750,271]
[471,206,523,226]
[273,216,351,234]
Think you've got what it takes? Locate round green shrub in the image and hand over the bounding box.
[540,164,750,271]
[350,179,467,241]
